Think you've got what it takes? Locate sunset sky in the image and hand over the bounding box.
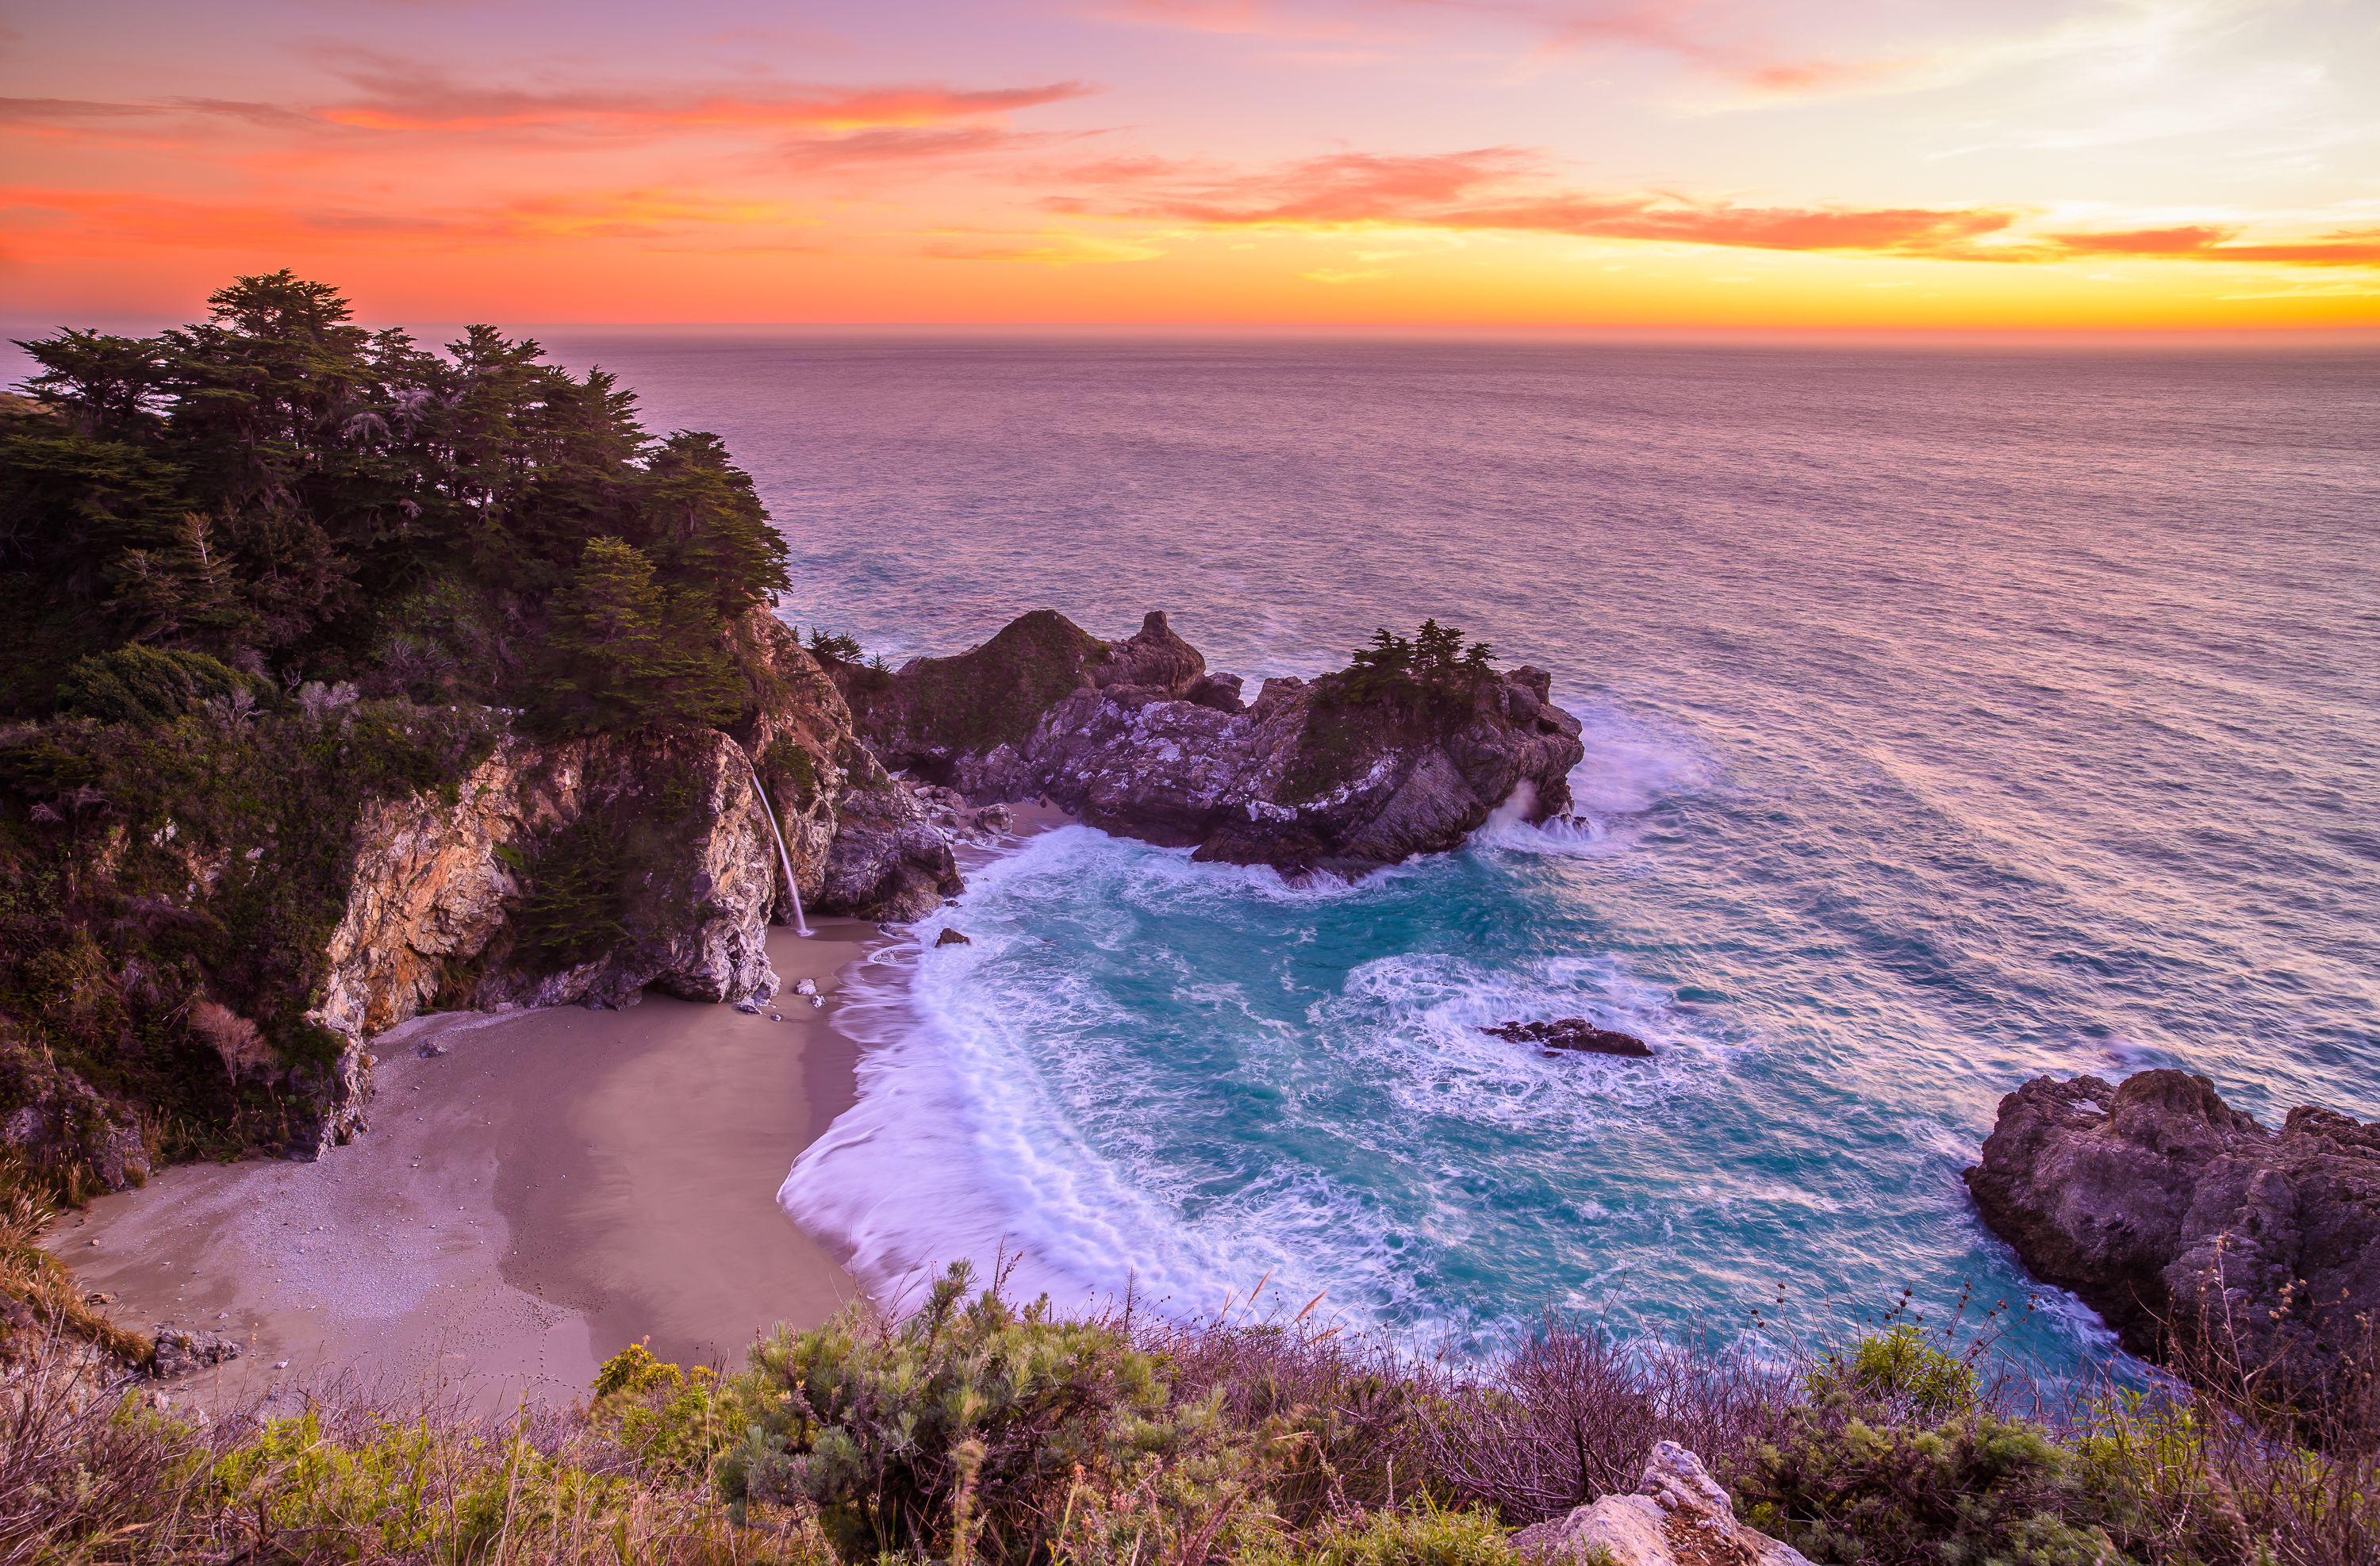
[5,0,2378,330]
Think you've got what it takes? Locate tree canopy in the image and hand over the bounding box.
[2,270,789,731]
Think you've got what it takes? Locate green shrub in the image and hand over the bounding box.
[1740,1411,2139,1566]
[720,1262,1243,1565]
[591,1341,747,1482]
[56,645,262,724]
[1812,1325,1981,1421]
[1238,1503,1527,1566]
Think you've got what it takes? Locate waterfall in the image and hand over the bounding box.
[747,763,813,937]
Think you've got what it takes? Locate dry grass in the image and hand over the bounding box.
[0,1160,149,1368]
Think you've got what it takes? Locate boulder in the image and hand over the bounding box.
[832,611,1586,880]
[1965,1069,2380,1422]
[150,1326,241,1379]
[1486,1019,1654,1057]
[1513,1441,1810,1566]
[1185,672,1246,714]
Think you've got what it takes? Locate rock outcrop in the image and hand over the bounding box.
[831,611,1586,878]
[1966,1069,2380,1418]
[730,612,962,926]
[304,612,959,1150]
[0,1039,150,1193]
[149,1325,241,1379]
[1514,1442,1810,1566]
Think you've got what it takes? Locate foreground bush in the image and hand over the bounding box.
[721,1262,1276,1566]
[0,1328,827,1564]
[2,1265,2374,1565]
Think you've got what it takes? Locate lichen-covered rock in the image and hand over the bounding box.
[820,773,963,921]
[1513,1442,1810,1566]
[831,611,1585,879]
[1966,1069,2380,1420]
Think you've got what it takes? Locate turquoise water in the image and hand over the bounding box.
[554,335,2380,1371]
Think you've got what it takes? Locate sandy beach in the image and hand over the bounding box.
[44,919,885,1412]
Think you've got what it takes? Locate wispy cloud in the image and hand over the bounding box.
[0,65,1092,145]
[920,228,1165,263]
[1054,147,2025,257]
[0,184,812,248]
[1050,146,2380,267]
[1100,0,1934,98]
[310,58,1092,135]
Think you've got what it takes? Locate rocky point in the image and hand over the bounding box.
[1967,1068,2380,1424]
[830,609,1587,878]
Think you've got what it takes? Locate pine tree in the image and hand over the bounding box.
[537,536,743,735]
[637,430,789,616]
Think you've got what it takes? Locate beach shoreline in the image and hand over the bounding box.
[44,919,881,1412]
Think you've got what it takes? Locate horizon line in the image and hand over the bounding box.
[7,317,2379,352]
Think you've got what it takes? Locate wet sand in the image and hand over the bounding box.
[45,920,878,1412]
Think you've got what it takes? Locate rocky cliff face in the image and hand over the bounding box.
[1967,1069,2380,1422]
[303,613,958,1150]
[308,725,781,1142]
[731,613,962,927]
[833,611,1587,878]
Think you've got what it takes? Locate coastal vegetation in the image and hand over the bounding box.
[6,1265,2375,1564]
[0,272,800,1209]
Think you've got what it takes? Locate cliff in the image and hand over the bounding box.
[0,612,958,1175]
[301,613,958,1149]
[831,611,1587,878]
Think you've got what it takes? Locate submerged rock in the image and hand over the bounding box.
[830,610,1586,879]
[935,928,973,946]
[1513,1441,1810,1566]
[1966,1069,2380,1423]
[1485,1019,1654,1057]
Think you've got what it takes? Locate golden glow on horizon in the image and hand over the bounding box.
[4,1,2377,331]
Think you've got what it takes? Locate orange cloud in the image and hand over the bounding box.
[1058,148,2022,256]
[1054,149,2380,269]
[2043,225,2380,267]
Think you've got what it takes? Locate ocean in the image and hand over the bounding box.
[547,332,2380,1372]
